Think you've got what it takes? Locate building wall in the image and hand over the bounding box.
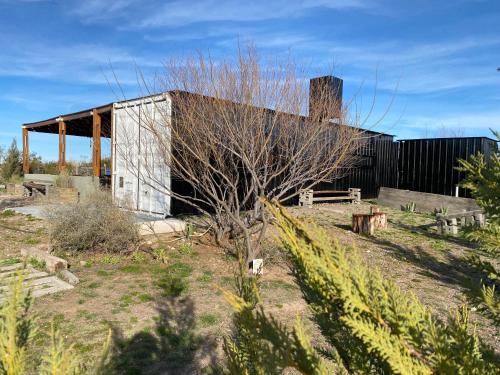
[112,95,172,217]
[397,137,498,197]
[316,134,397,199]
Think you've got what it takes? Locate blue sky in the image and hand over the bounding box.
[0,0,499,161]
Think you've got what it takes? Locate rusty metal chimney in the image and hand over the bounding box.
[309,75,343,122]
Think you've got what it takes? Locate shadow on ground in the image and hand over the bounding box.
[104,295,220,375]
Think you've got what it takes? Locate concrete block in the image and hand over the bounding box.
[138,218,186,236]
[444,225,458,235]
[20,247,68,273]
[59,269,79,285]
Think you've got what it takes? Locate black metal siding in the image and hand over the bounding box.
[317,135,398,199]
[397,137,498,198]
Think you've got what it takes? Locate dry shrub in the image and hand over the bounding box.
[55,170,72,188]
[46,190,140,253]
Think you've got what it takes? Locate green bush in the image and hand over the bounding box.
[222,203,498,374]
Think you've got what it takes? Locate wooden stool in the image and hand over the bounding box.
[352,214,376,235]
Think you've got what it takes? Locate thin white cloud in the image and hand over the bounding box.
[0,37,162,85]
[66,0,372,28]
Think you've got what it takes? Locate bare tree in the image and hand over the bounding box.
[118,47,365,264]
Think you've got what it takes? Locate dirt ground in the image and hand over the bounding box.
[0,193,498,374]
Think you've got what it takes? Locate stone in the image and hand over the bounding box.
[20,247,67,273]
[59,269,79,285]
[79,260,88,267]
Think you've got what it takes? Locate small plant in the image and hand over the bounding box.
[197,271,214,283]
[152,247,168,264]
[178,242,193,255]
[101,255,120,265]
[402,201,416,213]
[28,257,46,270]
[0,209,16,218]
[0,273,112,373]
[54,169,72,188]
[184,223,195,240]
[435,205,449,216]
[130,250,147,263]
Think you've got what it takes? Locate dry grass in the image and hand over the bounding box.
[0,195,498,373]
[45,190,140,253]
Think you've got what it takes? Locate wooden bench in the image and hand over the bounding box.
[299,188,361,208]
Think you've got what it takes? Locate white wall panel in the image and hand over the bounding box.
[112,95,171,217]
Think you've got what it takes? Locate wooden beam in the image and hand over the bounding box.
[22,128,29,174]
[58,120,66,172]
[92,110,101,177]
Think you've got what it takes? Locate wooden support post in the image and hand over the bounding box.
[58,120,66,172]
[92,110,101,177]
[22,127,29,174]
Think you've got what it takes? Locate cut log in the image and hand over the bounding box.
[372,212,387,229]
[352,214,376,235]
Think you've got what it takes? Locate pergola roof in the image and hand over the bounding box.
[22,103,113,138]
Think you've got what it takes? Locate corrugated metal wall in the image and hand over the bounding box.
[318,135,398,199]
[397,137,498,198]
[319,136,497,200]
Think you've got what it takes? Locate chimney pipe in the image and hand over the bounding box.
[309,75,343,122]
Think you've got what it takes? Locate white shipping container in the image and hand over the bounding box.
[112,95,171,217]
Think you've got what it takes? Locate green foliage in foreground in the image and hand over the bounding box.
[0,273,110,374]
[222,202,499,374]
[458,129,500,256]
[458,129,500,322]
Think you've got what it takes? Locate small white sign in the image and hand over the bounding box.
[252,258,263,275]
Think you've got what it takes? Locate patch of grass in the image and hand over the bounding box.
[198,313,220,328]
[101,255,121,265]
[120,265,143,274]
[96,269,111,277]
[23,237,40,245]
[131,250,147,263]
[261,279,296,290]
[155,275,189,297]
[430,239,447,251]
[0,257,21,266]
[137,293,154,303]
[28,258,46,270]
[120,294,134,307]
[130,316,138,324]
[166,262,192,278]
[80,289,98,299]
[197,271,214,283]
[87,281,101,289]
[0,209,16,217]
[25,214,37,222]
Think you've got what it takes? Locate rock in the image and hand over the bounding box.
[59,269,79,285]
[79,260,88,267]
[20,247,68,273]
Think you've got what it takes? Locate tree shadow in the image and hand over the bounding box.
[104,295,220,375]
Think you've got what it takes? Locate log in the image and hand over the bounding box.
[372,212,387,229]
[352,214,376,235]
